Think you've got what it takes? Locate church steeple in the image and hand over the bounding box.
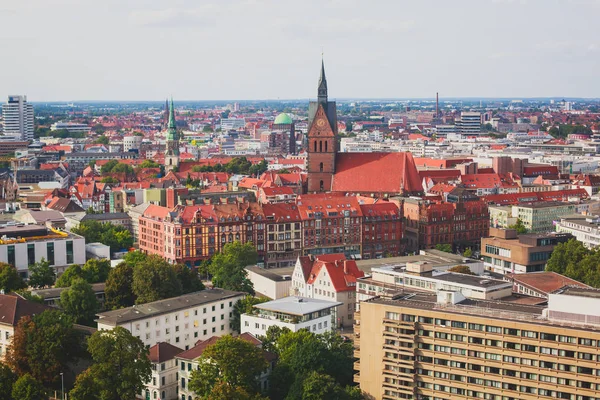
[318,57,328,104]
[166,98,179,159]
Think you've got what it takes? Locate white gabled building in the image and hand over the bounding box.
[290,254,364,328]
[138,342,183,400]
[95,289,245,349]
[241,296,341,337]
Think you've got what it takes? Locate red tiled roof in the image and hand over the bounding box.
[143,204,171,220]
[262,203,301,222]
[523,165,559,176]
[460,173,519,189]
[418,169,461,180]
[482,189,589,205]
[303,254,365,292]
[332,152,423,194]
[148,342,184,363]
[260,186,296,196]
[506,272,590,294]
[0,294,51,327]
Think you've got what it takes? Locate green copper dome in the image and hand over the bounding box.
[274,113,293,125]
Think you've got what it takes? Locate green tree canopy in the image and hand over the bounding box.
[0,363,17,400]
[448,265,475,275]
[139,159,159,168]
[94,135,109,144]
[70,327,151,400]
[210,241,257,295]
[508,218,528,234]
[56,264,84,287]
[104,261,136,310]
[27,259,56,289]
[172,263,205,294]
[232,295,270,333]
[11,374,46,400]
[100,176,119,184]
[6,310,84,386]
[132,255,183,304]
[463,248,473,258]
[82,258,112,283]
[188,335,268,400]
[0,262,26,293]
[296,371,362,400]
[269,330,355,399]
[434,244,453,253]
[72,221,133,253]
[59,278,99,326]
[545,238,600,287]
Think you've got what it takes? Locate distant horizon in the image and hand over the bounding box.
[28,96,600,104]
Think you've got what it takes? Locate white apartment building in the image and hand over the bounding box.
[220,118,246,131]
[290,254,364,328]
[245,266,292,299]
[95,289,245,349]
[356,262,511,304]
[2,95,34,141]
[0,225,85,277]
[241,296,341,337]
[50,122,90,134]
[555,215,600,249]
[138,342,183,400]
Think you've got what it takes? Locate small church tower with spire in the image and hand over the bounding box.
[164,98,180,172]
[307,58,338,193]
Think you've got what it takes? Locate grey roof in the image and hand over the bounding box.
[96,289,245,326]
[25,210,66,224]
[79,213,131,222]
[246,265,291,282]
[128,202,151,216]
[433,272,511,290]
[32,283,106,300]
[17,170,55,178]
[254,296,342,316]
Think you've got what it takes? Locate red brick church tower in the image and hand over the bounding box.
[307,59,337,192]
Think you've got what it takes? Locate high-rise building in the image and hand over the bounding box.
[455,111,481,135]
[355,287,600,400]
[2,95,34,141]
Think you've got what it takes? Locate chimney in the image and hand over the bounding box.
[343,260,348,274]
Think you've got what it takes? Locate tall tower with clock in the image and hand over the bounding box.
[307,59,338,193]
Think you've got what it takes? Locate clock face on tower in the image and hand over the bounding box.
[316,119,325,127]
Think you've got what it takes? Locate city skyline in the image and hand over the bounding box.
[1,0,599,101]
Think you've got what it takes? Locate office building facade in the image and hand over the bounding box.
[2,95,34,141]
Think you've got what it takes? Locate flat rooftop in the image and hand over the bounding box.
[96,289,244,326]
[356,250,474,274]
[246,265,291,282]
[433,272,510,290]
[560,287,600,299]
[367,290,600,332]
[254,296,342,316]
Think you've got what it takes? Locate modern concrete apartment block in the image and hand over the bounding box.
[355,287,600,400]
[241,296,341,337]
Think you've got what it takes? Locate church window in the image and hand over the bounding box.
[320,180,324,191]
[325,141,328,152]
[313,141,317,152]
[319,141,323,152]
[319,162,323,172]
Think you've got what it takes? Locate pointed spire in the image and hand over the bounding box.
[318,55,328,104]
[168,97,176,130]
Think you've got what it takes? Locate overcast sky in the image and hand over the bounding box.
[1,0,599,101]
